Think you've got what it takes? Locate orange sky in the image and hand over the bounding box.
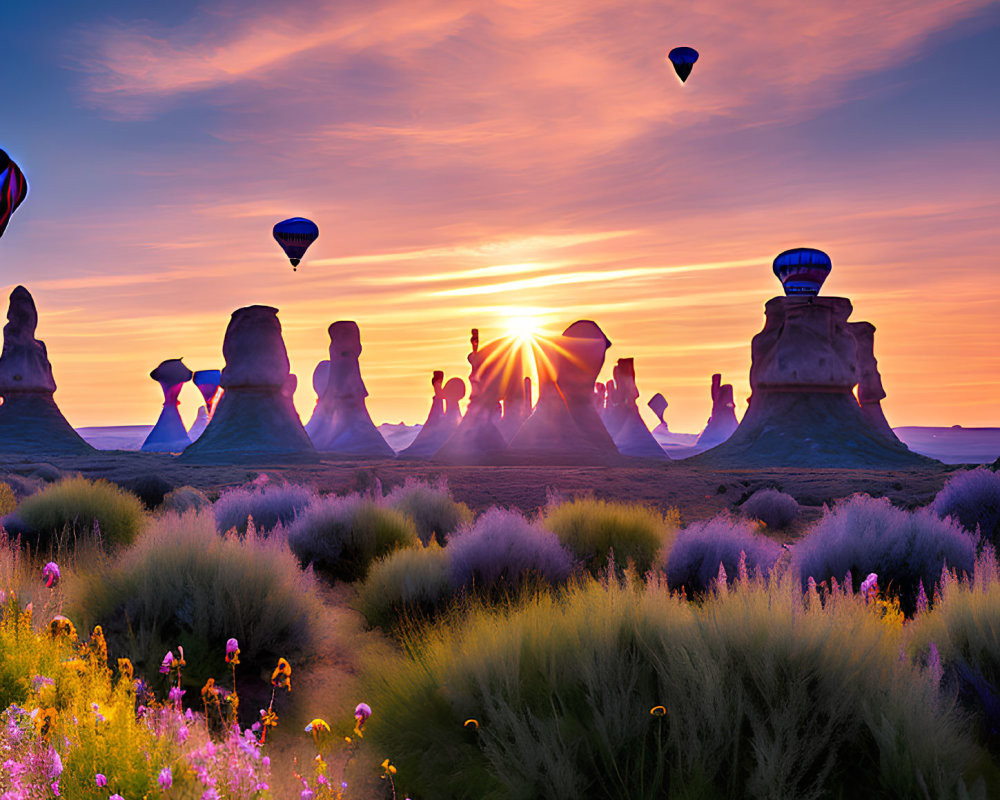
[1,0,998,433]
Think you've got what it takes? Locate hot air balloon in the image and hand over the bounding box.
[667,46,699,83]
[772,247,832,296]
[272,217,319,270]
[0,149,28,239]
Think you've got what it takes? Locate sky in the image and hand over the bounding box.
[1,0,998,433]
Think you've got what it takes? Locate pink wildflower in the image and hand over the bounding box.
[95,774,108,787]
[860,572,878,602]
[41,562,60,588]
[158,766,172,790]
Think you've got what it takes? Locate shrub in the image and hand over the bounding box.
[116,473,176,510]
[357,542,453,631]
[158,485,212,515]
[541,497,679,576]
[285,494,418,582]
[665,514,782,596]
[364,578,982,800]
[383,477,472,546]
[791,494,978,615]
[65,510,320,688]
[909,552,1000,749]
[933,468,1000,547]
[213,481,316,535]
[0,481,17,517]
[15,476,146,550]
[448,507,573,594]
[740,488,800,529]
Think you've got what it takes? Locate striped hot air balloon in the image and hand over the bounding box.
[0,149,28,239]
[772,248,832,296]
[272,217,319,270]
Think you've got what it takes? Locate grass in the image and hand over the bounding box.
[64,510,322,690]
[541,496,679,576]
[383,477,473,546]
[12,476,147,551]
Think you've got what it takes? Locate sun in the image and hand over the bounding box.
[506,315,541,343]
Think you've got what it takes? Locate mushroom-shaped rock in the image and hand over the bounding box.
[505,321,622,464]
[692,292,931,468]
[188,369,222,440]
[434,329,510,463]
[647,393,669,433]
[695,373,738,448]
[0,286,94,454]
[400,371,466,459]
[606,359,668,459]
[181,306,315,462]
[141,358,193,452]
[305,321,393,456]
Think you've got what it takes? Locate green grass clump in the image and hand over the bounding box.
[541,497,679,575]
[383,478,473,545]
[158,485,212,515]
[15,476,146,550]
[357,541,453,630]
[0,481,17,517]
[65,509,320,688]
[364,575,986,800]
[286,494,419,582]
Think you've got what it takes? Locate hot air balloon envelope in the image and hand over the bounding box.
[0,149,28,239]
[667,46,699,83]
[772,247,832,296]
[273,217,319,269]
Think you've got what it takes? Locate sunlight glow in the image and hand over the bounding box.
[506,314,542,343]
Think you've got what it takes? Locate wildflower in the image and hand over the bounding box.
[160,651,176,674]
[380,758,397,776]
[305,718,330,747]
[158,766,173,790]
[225,638,240,664]
[463,718,479,729]
[111,795,124,800]
[31,674,55,692]
[118,658,134,682]
[354,702,371,736]
[860,572,878,602]
[916,580,929,614]
[271,658,292,691]
[95,774,108,787]
[42,561,60,588]
[32,707,57,739]
[169,686,186,708]
[649,706,667,716]
[48,749,63,779]
[48,615,77,640]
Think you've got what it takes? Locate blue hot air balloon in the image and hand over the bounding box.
[272,217,319,270]
[0,149,28,240]
[772,247,832,296]
[667,46,699,83]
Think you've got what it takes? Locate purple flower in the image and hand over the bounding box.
[300,788,315,800]
[47,749,63,779]
[158,766,172,790]
[860,572,878,601]
[111,795,124,800]
[225,638,239,662]
[160,651,175,674]
[354,702,372,723]
[95,774,108,787]
[42,562,60,588]
[916,580,929,614]
[168,686,186,707]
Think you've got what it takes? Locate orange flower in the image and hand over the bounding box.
[271,657,292,691]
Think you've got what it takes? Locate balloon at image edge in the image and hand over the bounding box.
[272,217,319,270]
[667,46,699,83]
[0,149,29,239]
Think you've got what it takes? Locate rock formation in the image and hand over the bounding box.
[695,374,738,448]
[181,305,315,462]
[506,321,622,463]
[305,321,394,456]
[0,286,94,454]
[692,251,930,467]
[400,371,466,458]
[605,359,668,459]
[188,369,222,440]
[647,393,669,434]
[434,329,509,463]
[141,359,193,452]
[849,321,898,440]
